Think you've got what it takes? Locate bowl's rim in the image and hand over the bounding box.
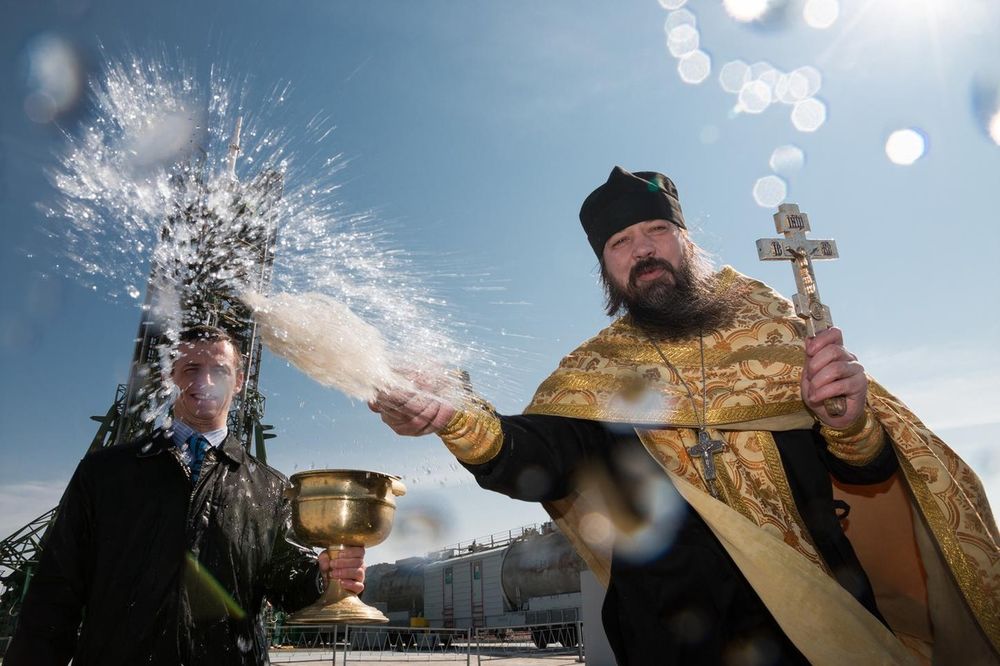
[290,469,401,481]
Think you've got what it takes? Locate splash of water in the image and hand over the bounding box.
[43,54,471,418]
[243,290,394,402]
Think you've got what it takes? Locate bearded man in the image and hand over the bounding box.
[370,167,999,665]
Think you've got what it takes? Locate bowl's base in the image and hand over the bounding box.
[286,593,388,625]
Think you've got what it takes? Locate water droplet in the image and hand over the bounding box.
[884,128,927,165]
[723,0,772,22]
[657,0,688,8]
[971,79,1000,146]
[664,9,697,33]
[803,0,839,29]
[699,125,720,144]
[667,25,700,58]
[580,511,614,547]
[749,61,777,83]
[774,74,796,104]
[753,175,787,207]
[738,80,773,113]
[719,60,750,93]
[678,50,712,85]
[788,66,822,99]
[769,144,805,174]
[23,34,83,123]
[791,98,827,132]
[127,285,141,299]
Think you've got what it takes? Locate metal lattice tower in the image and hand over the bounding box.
[0,119,281,642]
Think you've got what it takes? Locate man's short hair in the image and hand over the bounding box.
[176,324,245,373]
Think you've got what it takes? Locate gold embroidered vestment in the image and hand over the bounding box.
[514,267,1000,664]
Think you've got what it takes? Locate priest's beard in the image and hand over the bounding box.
[601,243,740,341]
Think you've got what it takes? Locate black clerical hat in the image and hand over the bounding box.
[579,166,686,258]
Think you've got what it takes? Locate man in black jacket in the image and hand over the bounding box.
[6,325,366,665]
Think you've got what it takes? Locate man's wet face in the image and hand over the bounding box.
[170,340,243,430]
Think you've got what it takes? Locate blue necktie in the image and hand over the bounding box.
[187,434,210,484]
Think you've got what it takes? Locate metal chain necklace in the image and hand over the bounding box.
[648,332,726,499]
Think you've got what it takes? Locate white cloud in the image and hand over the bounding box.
[0,479,68,542]
[861,344,1000,431]
[862,342,1000,512]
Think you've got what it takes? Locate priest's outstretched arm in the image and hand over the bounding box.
[370,387,623,502]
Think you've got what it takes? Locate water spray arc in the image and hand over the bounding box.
[0,54,483,647]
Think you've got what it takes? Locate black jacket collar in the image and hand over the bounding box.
[136,429,246,465]
[218,433,246,464]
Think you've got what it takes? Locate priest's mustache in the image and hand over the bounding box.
[629,257,677,289]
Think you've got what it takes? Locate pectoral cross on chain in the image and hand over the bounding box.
[689,430,726,498]
[756,203,846,417]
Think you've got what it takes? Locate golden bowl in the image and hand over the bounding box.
[285,469,406,625]
[289,469,406,548]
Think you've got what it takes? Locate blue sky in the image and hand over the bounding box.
[2,0,998,565]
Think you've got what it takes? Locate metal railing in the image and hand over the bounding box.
[431,522,556,558]
[264,620,585,663]
[473,622,584,662]
[267,624,471,663]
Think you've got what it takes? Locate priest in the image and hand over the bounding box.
[370,167,999,665]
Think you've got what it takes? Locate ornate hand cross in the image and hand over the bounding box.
[756,202,846,417]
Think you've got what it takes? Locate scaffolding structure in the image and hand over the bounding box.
[0,120,281,643]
